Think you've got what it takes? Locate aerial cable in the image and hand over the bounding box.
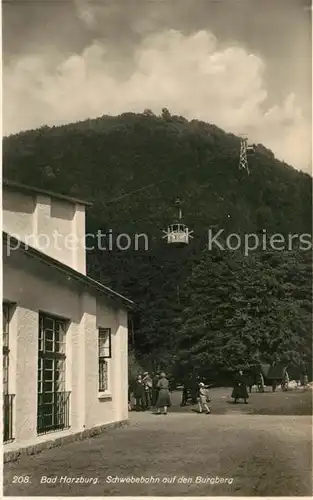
[100,154,222,207]
[97,146,234,224]
[104,184,225,228]
[103,179,170,205]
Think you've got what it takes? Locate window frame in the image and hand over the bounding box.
[3,302,15,442]
[98,328,112,394]
[37,312,69,434]
[2,302,11,395]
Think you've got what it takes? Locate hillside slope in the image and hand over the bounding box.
[3,111,312,368]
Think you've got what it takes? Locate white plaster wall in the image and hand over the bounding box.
[3,251,81,444]
[81,299,120,428]
[3,188,86,274]
[116,308,129,421]
[11,306,38,443]
[72,205,86,275]
[37,196,72,268]
[2,189,36,240]
[7,305,18,438]
[3,249,128,449]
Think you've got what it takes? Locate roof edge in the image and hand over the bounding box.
[3,232,135,310]
[3,179,93,207]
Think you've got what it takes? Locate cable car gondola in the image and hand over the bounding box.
[163,198,192,246]
[167,222,189,245]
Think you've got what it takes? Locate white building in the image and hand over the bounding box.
[2,180,134,457]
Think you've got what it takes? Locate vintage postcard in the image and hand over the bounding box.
[2,0,312,497]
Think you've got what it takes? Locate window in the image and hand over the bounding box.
[3,302,15,443]
[98,328,111,392]
[3,303,10,395]
[37,313,70,434]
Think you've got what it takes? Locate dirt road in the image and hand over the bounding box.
[3,409,312,496]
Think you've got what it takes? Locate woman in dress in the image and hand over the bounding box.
[155,372,171,415]
[152,373,160,408]
[231,370,249,404]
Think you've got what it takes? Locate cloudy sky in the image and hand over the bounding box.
[3,0,312,171]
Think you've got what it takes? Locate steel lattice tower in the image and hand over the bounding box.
[239,136,250,174]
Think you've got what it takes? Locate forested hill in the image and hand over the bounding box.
[3,110,312,235]
[3,110,312,374]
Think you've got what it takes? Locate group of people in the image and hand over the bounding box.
[231,368,293,401]
[129,371,171,415]
[129,366,298,415]
[130,371,212,415]
[180,370,251,407]
[129,369,255,414]
[180,373,200,406]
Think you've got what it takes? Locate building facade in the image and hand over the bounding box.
[2,180,133,454]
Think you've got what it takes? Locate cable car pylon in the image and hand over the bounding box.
[239,134,255,174]
[239,135,250,174]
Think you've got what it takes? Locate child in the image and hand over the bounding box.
[128,384,132,411]
[198,382,211,414]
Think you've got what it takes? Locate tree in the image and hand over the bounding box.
[161,107,171,121]
[177,245,311,373]
[143,109,156,117]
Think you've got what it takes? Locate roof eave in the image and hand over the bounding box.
[3,179,93,207]
[3,232,135,310]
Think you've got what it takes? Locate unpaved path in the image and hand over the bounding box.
[3,412,312,496]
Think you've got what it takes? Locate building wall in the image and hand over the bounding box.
[2,189,36,238]
[3,248,128,449]
[3,188,86,274]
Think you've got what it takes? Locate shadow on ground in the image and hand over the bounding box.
[3,387,312,497]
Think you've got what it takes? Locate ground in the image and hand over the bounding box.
[3,387,312,496]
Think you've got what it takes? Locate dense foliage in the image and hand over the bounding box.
[3,110,312,377]
[178,246,312,373]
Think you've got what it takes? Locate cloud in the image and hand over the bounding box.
[3,29,311,172]
[74,0,97,28]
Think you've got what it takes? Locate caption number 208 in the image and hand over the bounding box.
[12,476,31,484]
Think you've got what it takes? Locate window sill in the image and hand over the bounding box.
[98,392,112,400]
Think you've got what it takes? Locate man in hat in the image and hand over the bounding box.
[133,375,145,411]
[142,371,153,409]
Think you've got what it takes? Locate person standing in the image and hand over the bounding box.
[231,370,249,404]
[152,372,160,408]
[281,370,289,391]
[190,373,198,404]
[181,373,190,406]
[133,375,145,411]
[247,371,255,393]
[300,360,309,386]
[257,372,265,392]
[142,371,153,409]
[128,382,133,411]
[198,382,211,414]
[155,372,171,415]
